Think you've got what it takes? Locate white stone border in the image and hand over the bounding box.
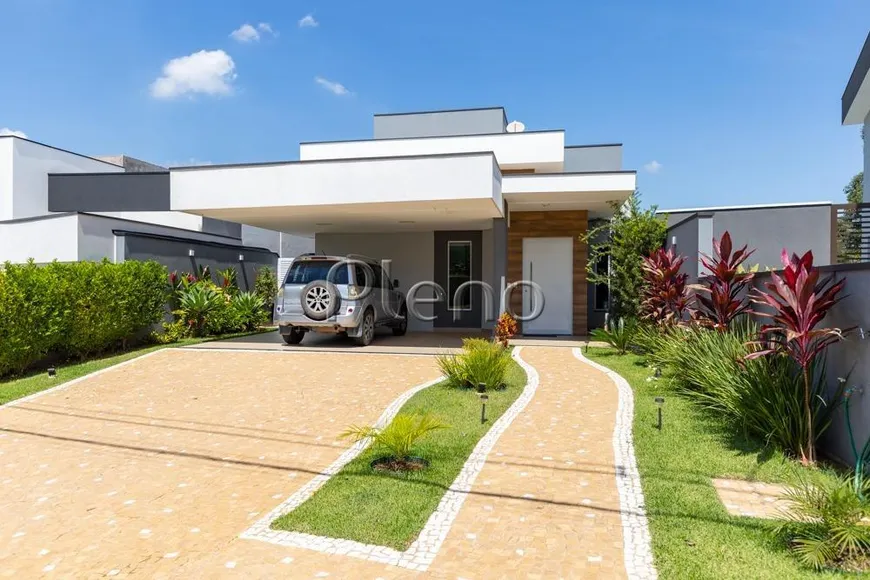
[573,348,657,580]
[240,346,539,572]
[0,349,167,409]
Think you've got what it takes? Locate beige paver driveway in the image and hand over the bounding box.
[0,345,636,579]
[0,349,440,578]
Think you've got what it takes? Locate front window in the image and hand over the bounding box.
[448,241,472,311]
[285,260,349,285]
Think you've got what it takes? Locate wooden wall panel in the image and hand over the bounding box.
[506,210,588,336]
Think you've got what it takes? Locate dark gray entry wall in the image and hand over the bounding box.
[433,230,483,328]
[121,233,277,292]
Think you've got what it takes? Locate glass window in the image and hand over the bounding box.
[593,255,609,312]
[285,260,349,285]
[448,241,472,311]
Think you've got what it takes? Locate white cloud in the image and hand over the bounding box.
[230,23,260,43]
[315,76,349,96]
[0,128,27,138]
[150,50,237,99]
[644,160,663,174]
[298,14,318,28]
[258,22,277,36]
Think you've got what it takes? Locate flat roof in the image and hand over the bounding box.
[659,201,832,214]
[0,135,123,168]
[843,32,870,124]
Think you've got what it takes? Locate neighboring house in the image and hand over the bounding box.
[842,31,870,189]
[54,106,636,335]
[0,135,314,290]
[660,201,835,281]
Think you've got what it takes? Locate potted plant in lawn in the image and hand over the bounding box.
[340,412,448,472]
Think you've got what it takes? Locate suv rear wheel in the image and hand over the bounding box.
[282,328,305,345]
[353,309,375,346]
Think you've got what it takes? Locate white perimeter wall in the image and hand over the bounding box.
[0,214,80,262]
[8,138,122,220]
[97,211,205,233]
[314,232,435,331]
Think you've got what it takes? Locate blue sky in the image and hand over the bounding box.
[0,0,868,210]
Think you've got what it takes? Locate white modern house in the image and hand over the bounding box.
[0,135,311,288]
[843,31,870,186]
[169,107,636,335]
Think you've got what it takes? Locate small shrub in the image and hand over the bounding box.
[494,311,518,347]
[590,317,637,354]
[178,283,224,337]
[232,291,267,331]
[691,231,755,331]
[340,411,448,463]
[255,266,278,317]
[218,267,239,295]
[771,475,870,572]
[748,250,849,465]
[437,339,511,390]
[641,247,691,325]
[152,319,189,344]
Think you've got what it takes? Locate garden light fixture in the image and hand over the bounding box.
[479,393,489,424]
[655,397,665,430]
[47,367,57,378]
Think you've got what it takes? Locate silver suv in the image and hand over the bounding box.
[275,254,408,346]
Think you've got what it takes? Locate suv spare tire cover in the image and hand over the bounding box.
[300,280,341,321]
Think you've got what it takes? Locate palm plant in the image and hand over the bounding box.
[772,475,870,571]
[178,284,223,337]
[691,231,755,330]
[641,247,691,325]
[590,317,637,354]
[340,412,448,466]
[748,250,849,465]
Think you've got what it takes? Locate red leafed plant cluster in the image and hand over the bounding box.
[692,231,755,331]
[641,247,691,325]
[494,311,519,347]
[747,250,848,465]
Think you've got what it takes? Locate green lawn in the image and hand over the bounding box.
[0,329,274,406]
[273,358,527,550]
[586,348,847,579]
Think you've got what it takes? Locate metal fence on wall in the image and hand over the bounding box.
[833,202,870,264]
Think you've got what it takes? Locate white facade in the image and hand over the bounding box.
[0,137,123,221]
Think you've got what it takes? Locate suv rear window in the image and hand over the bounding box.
[285,260,350,285]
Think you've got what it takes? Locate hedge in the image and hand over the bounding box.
[0,260,167,376]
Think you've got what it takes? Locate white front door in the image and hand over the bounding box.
[522,237,573,335]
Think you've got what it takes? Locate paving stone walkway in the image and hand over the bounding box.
[0,345,649,578]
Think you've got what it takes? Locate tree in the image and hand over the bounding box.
[582,191,667,320]
[837,172,864,263]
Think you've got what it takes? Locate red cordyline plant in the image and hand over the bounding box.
[691,231,755,331]
[641,247,692,325]
[747,250,848,465]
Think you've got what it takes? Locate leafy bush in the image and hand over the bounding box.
[581,192,667,319]
[641,247,691,325]
[437,338,511,390]
[771,475,870,572]
[0,260,166,376]
[494,311,518,347]
[748,250,849,465]
[178,283,224,337]
[232,291,267,331]
[255,266,277,318]
[217,267,239,295]
[340,411,448,462]
[590,317,637,354]
[691,231,755,330]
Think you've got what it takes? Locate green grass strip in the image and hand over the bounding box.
[585,348,845,580]
[273,358,527,550]
[0,329,274,406]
